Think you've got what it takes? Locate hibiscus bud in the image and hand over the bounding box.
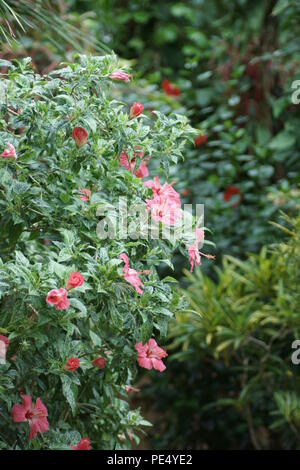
[92,357,106,369]
[71,438,91,451]
[130,101,144,118]
[72,127,88,148]
[109,71,131,82]
[66,272,84,290]
[162,79,180,97]
[223,186,242,208]
[125,385,140,394]
[194,134,207,147]
[65,356,80,372]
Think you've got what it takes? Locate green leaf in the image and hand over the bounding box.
[269,131,296,150]
[69,298,87,316]
[61,375,77,415]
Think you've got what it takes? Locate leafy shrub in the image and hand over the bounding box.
[141,208,300,449]
[0,54,195,449]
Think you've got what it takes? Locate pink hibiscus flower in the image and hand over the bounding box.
[135,338,168,372]
[188,228,215,272]
[12,395,49,440]
[144,177,182,225]
[46,288,70,310]
[120,253,151,295]
[119,149,150,179]
[146,195,182,225]
[144,176,181,207]
[78,188,91,202]
[0,143,17,159]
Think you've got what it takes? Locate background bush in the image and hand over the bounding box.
[140,207,300,449]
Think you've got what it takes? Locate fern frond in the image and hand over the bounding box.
[0,0,110,53]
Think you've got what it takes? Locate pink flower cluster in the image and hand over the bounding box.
[46,272,84,311]
[144,176,182,226]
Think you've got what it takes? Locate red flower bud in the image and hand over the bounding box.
[66,272,84,290]
[71,438,91,450]
[92,357,106,369]
[72,127,88,148]
[194,134,207,147]
[162,80,180,97]
[65,356,80,372]
[223,186,242,208]
[130,101,144,118]
[109,71,131,82]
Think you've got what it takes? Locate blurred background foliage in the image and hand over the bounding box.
[141,203,300,449]
[1,0,300,449]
